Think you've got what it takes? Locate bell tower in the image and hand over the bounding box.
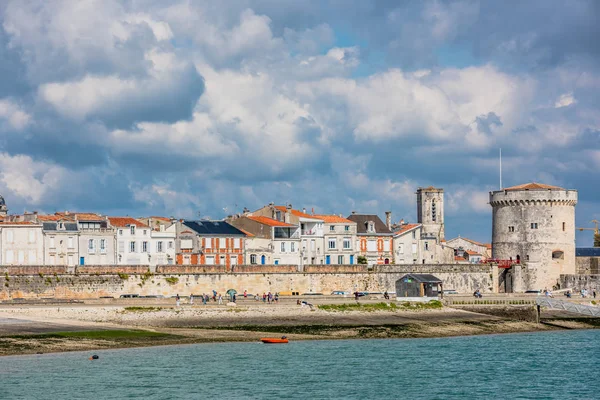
[416,187,444,241]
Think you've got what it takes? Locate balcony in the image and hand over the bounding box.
[301,229,318,236]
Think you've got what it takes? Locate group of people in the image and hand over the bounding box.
[253,292,279,303]
[175,291,225,306]
[579,288,597,299]
[473,289,483,298]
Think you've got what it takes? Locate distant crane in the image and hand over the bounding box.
[578,220,599,246]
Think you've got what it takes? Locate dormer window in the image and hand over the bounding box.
[58,222,64,230]
[275,211,282,221]
[366,221,375,233]
[130,225,136,235]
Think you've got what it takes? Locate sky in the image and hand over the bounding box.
[0,0,598,245]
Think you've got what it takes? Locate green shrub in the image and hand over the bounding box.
[165,277,179,285]
[117,273,129,280]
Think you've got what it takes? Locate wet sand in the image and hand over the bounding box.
[1,300,598,356]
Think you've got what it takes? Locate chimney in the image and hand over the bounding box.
[385,211,392,230]
[302,208,306,214]
[400,218,405,226]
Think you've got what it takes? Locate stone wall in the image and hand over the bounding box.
[0,264,496,300]
[75,265,151,274]
[560,274,600,292]
[1,266,69,275]
[576,257,600,274]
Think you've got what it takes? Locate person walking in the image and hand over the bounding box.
[218,293,223,304]
[176,294,180,307]
[202,293,207,305]
[594,290,597,299]
[189,294,194,305]
[205,293,210,304]
[274,293,279,303]
[262,293,267,303]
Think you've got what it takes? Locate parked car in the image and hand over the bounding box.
[331,291,349,296]
[441,289,459,295]
[119,294,139,298]
[525,290,542,295]
[301,292,323,296]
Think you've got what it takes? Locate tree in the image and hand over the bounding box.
[594,233,600,248]
[357,255,368,265]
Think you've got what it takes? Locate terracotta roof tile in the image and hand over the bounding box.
[465,250,482,255]
[312,214,354,224]
[38,215,74,222]
[238,228,255,237]
[393,223,421,236]
[0,221,38,225]
[504,182,564,191]
[274,206,322,220]
[108,217,150,228]
[56,212,104,221]
[247,215,296,227]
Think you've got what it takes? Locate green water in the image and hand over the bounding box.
[1,330,598,399]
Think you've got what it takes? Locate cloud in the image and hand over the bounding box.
[0,98,31,130]
[555,92,576,108]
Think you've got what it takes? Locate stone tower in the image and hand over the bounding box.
[489,182,577,291]
[416,187,444,242]
[0,194,7,217]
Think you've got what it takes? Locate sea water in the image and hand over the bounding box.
[1,330,598,399]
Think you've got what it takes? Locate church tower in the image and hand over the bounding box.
[0,195,7,217]
[416,187,444,241]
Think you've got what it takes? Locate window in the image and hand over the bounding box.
[367,240,376,252]
[250,254,257,264]
[130,226,136,235]
[291,242,296,252]
[344,225,350,231]
[412,243,417,254]
[5,250,13,263]
[168,241,173,249]
[180,239,193,249]
[338,255,344,264]
[28,230,35,243]
[219,238,226,249]
[526,255,530,261]
[204,238,212,249]
[88,239,95,253]
[49,255,55,265]
[29,250,36,264]
[142,241,148,252]
[18,250,24,264]
[330,225,335,232]
[275,211,282,221]
[206,256,215,265]
[562,222,566,232]
[531,223,538,229]
[412,231,416,239]
[343,238,351,249]
[68,237,74,249]
[118,241,124,253]
[143,230,147,235]
[58,222,64,229]
[367,222,375,233]
[425,242,429,251]
[130,241,136,253]
[328,238,336,249]
[6,230,13,243]
[68,255,74,266]
[100,239,106,253]
[230,256,237,265]
[508,226,515,232]
[383,240,390,252]
[234,238,241,249]
[281,242,286,252]
[398,243,404,254]
[118,229,123,235]
[157,241,163,253]
[552,250,564,260]
[50,236,56,248]
[311,239,315,251]
[431,200,437,222]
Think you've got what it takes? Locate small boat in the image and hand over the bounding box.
[261,336,288,344]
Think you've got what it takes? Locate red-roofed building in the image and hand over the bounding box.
[228,212,301,266]
[446,236,492,260]
[393,223,422,264]
[313,214,358,265]
[108,217,153,265]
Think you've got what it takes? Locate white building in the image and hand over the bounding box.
[314,214,358,265]
[109,217,152,265]
[0,221,44,265]
[39,216,80,268]
[56,212,116,266]
[149,223,176,266]
[392,223,422,264]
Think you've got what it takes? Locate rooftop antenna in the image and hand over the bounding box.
[499,148,503,189]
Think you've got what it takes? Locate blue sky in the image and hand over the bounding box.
[0,0,598,245]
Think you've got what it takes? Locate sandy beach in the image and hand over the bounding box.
[1,298,598,356]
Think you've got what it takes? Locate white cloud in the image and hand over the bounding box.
[554,92,576,108]
[0,99,31,130]
[0,153,68,204]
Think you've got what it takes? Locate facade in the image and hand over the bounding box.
[109,217,152,265]
[392,223,422,264]
[490,182,578,290]
[56,213,116,265]
[346,213,394,265]
[228,215,301,265]
[39,216,80,267]
[0,221,44,265]
[313,214,358,265]
[446,236,492,259]
[175,220,245,268]
[253,204,325,265]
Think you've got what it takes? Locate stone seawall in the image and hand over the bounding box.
[0,264,496,300]
[560,274,600,292]
[576,257,600,274]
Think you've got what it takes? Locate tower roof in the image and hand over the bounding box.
[504,182,564,191]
